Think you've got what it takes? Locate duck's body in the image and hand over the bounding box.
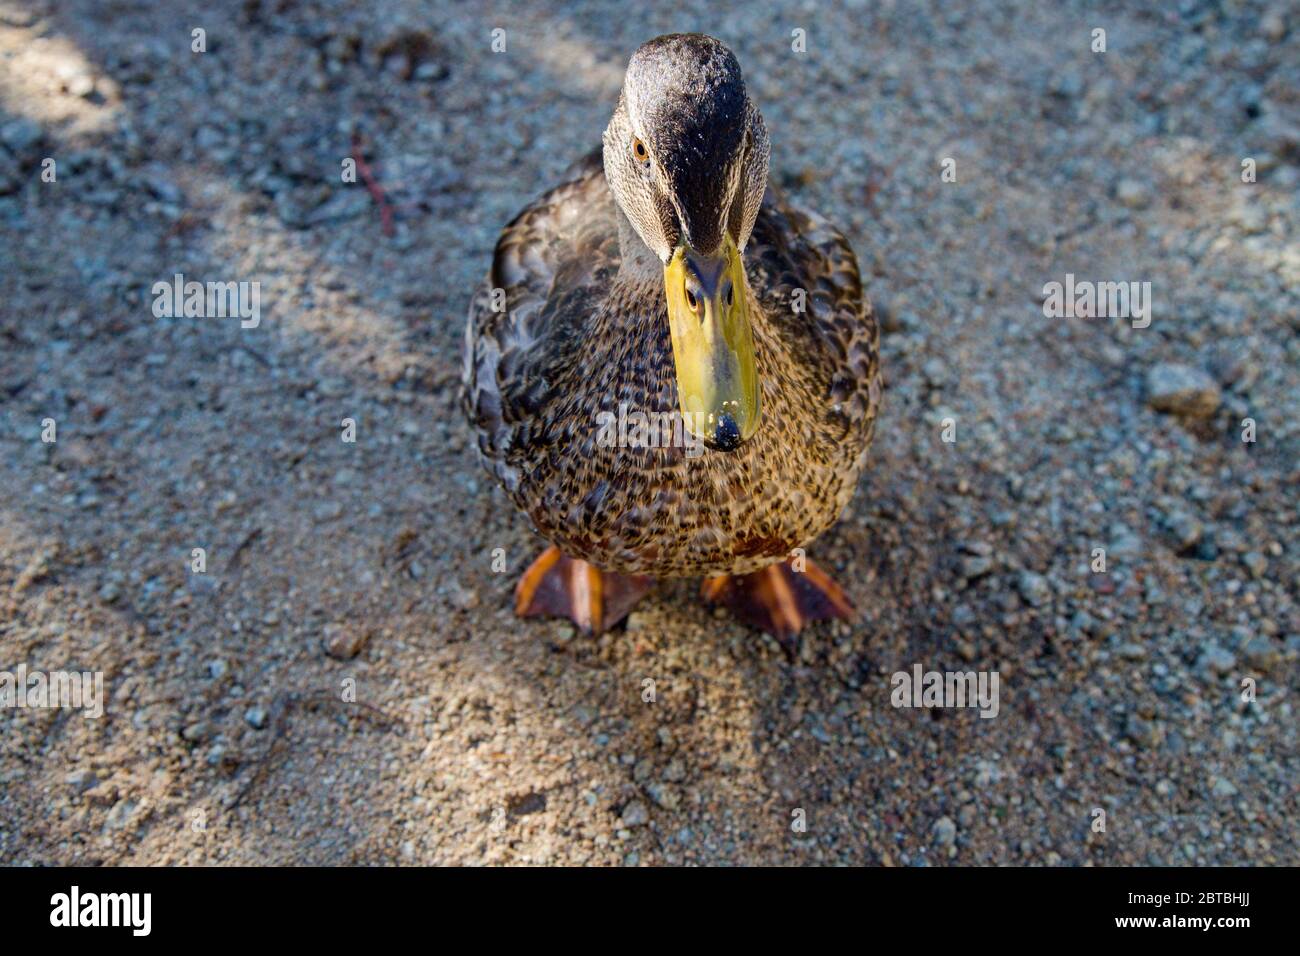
[463,34,881,644]
[465,153,880,577]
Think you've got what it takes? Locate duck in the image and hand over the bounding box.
[463,33,882,651]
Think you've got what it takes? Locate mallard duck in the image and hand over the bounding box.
[463,33,881,649]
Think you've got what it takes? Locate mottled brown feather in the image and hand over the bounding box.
[463,151,881,577]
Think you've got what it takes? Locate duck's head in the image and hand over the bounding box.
[603,33,770,452]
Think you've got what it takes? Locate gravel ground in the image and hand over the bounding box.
[1,0,1297,866]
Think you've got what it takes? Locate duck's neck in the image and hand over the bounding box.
[614,206,666,283]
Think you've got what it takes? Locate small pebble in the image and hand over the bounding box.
[1016,570,1051,607]
[620,800,649,828]
[932,816,957,846]
[1115,179,1150,208]
[323,623,368,660]
[1145,363,1221,418]
[1197,644,1236,676]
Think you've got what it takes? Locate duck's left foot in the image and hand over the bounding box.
[514,546,655,635]
[700,557,856,654]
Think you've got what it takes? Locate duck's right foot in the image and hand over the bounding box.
[514,546,655,635]
[700,557,856,655]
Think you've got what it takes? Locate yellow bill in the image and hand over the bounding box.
[663,235,760,451]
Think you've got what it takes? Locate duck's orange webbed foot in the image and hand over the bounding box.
[700,557,856,655]
[514,546,655,635]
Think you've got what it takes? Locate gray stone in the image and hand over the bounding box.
[1215,527,1247,553]
[1115,179,1150,208]
[620,800,649,827]
[1162,509,1203,551]
[1109,525,1144,560]
[103,799,137,830]
[1124,714,1160,748]
[1016,570,1051,607]
[959,554,994,580]
[1209,776,1238,799]
[1146,364,1221,418]
[932,815,957,846]
[1242,637,1277,672]
[1196,644,1236,676]
[65,768,98,792]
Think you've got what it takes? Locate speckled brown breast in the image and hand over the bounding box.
[463,154,881,577]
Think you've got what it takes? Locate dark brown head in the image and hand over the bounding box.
[601,34,769,450]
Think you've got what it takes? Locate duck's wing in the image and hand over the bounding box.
[746,189,882,447]
[463,150,617,492]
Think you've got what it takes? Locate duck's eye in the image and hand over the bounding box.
[632,137,649,163]
[685,288,699,312]
[724,284,734,308]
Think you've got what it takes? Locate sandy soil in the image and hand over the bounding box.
[1,0,1297,865]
